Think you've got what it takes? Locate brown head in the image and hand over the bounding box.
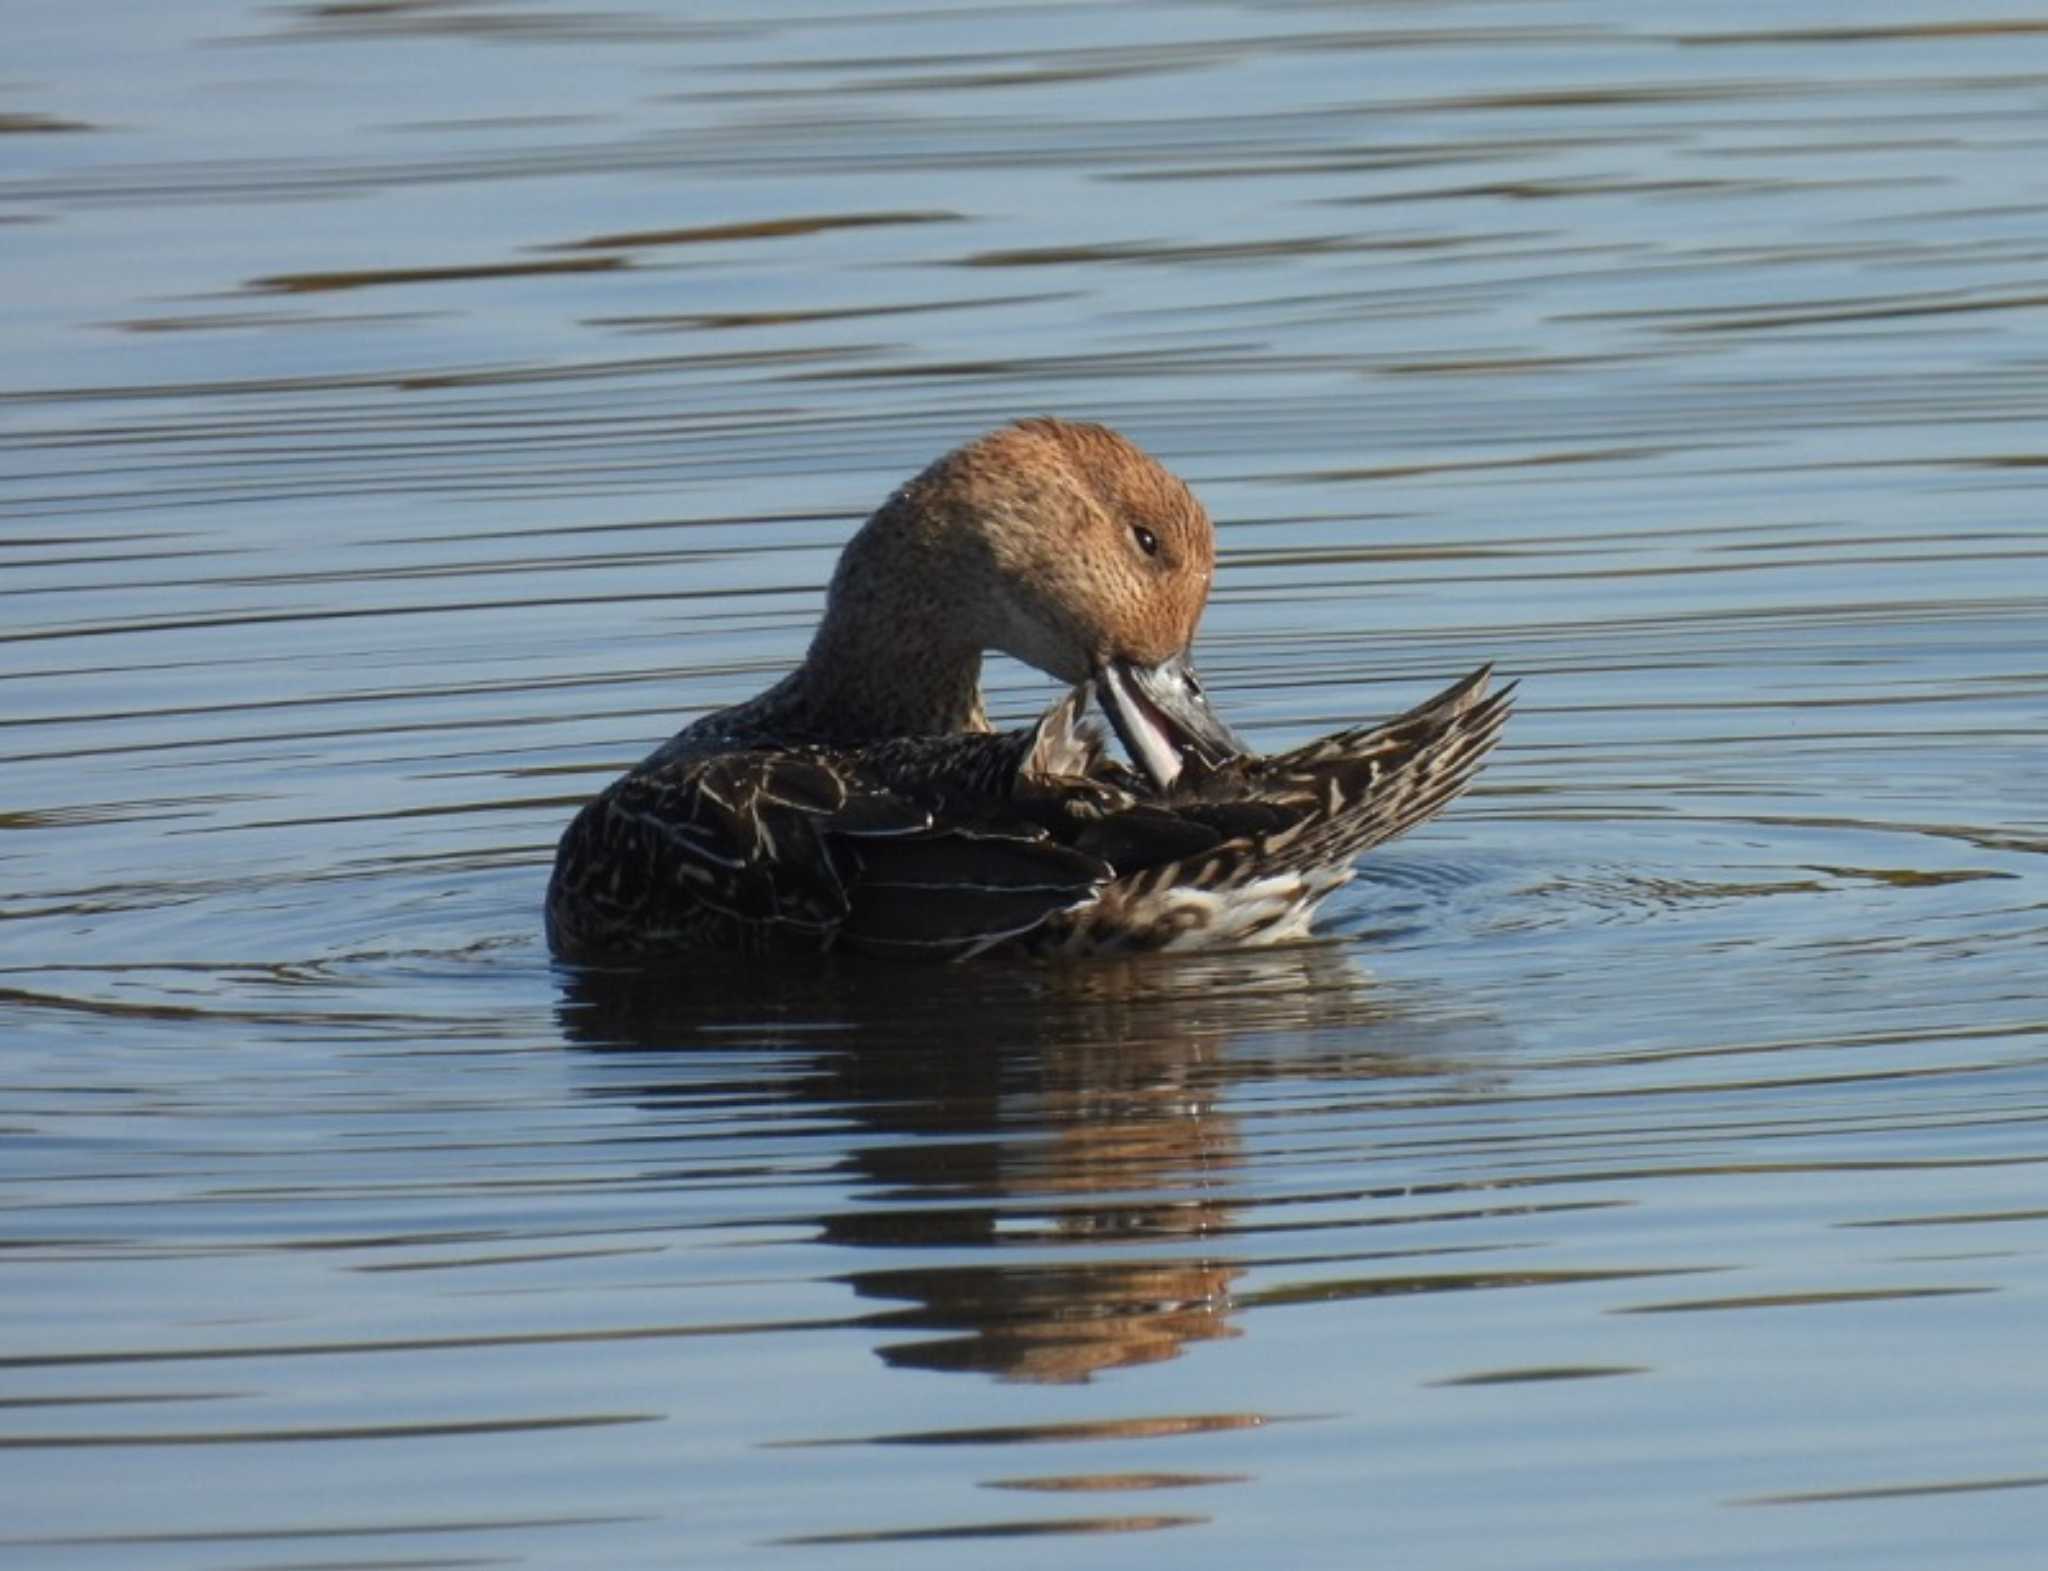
[911,418,1216,682]
[820,418,1240,787]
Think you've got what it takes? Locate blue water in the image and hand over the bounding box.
[3,3,2046,1566]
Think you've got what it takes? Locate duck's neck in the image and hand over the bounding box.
[779,501,992,741]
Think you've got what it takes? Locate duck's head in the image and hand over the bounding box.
[894,417,1244,788]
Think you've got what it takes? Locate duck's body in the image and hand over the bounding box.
[545,419,1511,962]
[547,665,1509,961]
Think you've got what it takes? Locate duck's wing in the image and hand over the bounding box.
[1219,663,1512,868]
[1043,666,1513,951]
[840,686,1252,959]
[839,691,1126,959]
[836,829,1107,958]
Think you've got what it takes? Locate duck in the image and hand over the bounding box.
[545,418,1512,962]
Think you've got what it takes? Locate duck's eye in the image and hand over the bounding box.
[1132,525,1160,558]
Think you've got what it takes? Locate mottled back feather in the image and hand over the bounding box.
[546,666,1511,961]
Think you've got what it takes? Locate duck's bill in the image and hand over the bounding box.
[1095,653,1247,792]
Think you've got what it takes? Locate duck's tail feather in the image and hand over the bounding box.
[1042,667,1510,955]
[1117,665,1512,894]
[1248,666,1514,873]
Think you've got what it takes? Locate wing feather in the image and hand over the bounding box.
[1025,667,1513,953]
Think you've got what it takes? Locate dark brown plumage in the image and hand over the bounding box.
[546,666,1511,961]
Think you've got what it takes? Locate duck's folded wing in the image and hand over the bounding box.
[837,829,1110,959]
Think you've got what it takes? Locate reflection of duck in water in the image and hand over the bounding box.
[546,418,1511,961]
[561,944,1492,1384]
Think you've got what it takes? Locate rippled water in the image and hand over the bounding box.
[5,3,2047,1566]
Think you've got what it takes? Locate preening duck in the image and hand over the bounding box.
[545,418,1512,961]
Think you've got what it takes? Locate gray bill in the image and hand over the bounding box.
[1094,653,1247,792]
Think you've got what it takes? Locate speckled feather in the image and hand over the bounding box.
[1036,665,1513,955]
[545,666,1512,962]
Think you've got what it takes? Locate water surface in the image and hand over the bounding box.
[3,3,2046,1567]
